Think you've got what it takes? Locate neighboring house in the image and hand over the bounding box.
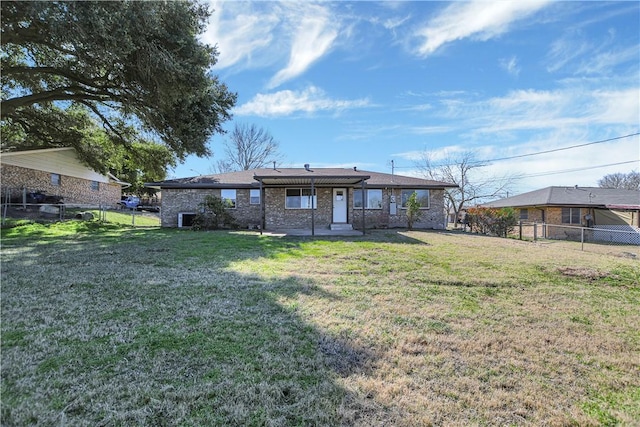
[482,186,640,241]
[146,165,458,232]
[0,147,127,207]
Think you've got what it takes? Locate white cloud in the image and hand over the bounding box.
[499,56,521,76]
[267,4,340,88]
[438,86,639,135]
[587,88,640,125]
[576,45,640,76]
[234,86,370,117]
[204,1,340,85]
[383,14,412,31]
[413,0,551,57]
[204,1,280,70]
[545,31,591,73]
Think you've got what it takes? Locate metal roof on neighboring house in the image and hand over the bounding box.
[146,167,458,189]
[482,186,640,209]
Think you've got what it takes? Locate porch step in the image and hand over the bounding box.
[330,223,353,231]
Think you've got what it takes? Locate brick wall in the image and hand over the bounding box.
[351,188,448,230]
[160,188,262,228]
[160,186,449,230]
[1,164,121,207]
[264,187,333,229]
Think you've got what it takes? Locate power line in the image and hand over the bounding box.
[513,160,639,179]
[472,132,639,164]
[392,132,640,169]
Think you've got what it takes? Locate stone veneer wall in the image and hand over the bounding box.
[1,164,120,207]
[351,188,448,230]
[160,188,261,228]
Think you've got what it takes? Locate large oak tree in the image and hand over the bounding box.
[1,0,236,177]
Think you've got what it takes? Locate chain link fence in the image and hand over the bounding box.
[2,187,160,227]
[515,221,639,257]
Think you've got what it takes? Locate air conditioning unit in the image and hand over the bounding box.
[177,212,196,228]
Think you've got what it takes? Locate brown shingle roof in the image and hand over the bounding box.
[146,168,457,189]
[482,186,640,209]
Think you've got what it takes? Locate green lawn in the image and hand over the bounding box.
[1,222,639,426]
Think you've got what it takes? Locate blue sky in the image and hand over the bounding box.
[171,1,639,195]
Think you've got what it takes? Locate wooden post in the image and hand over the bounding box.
[519,221,522,240]
[311,178,315,236]
[259,181,263,235]
[361,179,366,235]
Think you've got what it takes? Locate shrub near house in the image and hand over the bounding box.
[467,207,518,237]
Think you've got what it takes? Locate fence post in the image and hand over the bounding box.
[519,221,523,240]
[581,227,584,251]
[2,188,9,225]
[533,222,537,241]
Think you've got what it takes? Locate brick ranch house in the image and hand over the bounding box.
[482,186,640,241]
[147,165,458,233]
[0,147,127,207]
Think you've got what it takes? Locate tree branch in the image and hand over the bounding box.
[2,65,116,91]
[1,87,111,116]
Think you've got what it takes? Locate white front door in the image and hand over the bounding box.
[333,188,347,223]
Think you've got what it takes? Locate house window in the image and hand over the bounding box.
[51,173,61,186]
[250,189,261,205]
[354,189,383,209]
[285,188,317,209]
[562,207,581,224]
[401,189,429,209]
[519,208,528,220]
[221,189,236,208]
[91,181,100,191]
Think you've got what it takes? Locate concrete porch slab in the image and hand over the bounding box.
[261,228,364,237]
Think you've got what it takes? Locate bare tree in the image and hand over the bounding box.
[214,123,283,172]
[416,150,518,227]
[598,171,640,190]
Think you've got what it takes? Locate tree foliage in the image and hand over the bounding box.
[1,0,236,173]
[598,171,640,191]
[466,207,517,238]
[215,123,283,173]
[416,150,517,227]
[405,192,422,231]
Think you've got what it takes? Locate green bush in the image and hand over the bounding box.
[467,207,517,237]
[406,192,423,230]
[191,195,238,231]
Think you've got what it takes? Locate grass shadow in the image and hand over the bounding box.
[1,228,384,425]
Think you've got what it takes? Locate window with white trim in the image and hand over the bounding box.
[51,173,61,186]
[519,208,528,220]
[91,181,100,191]
[354,189,383,209]
[250,189,260,205]
[401,189,429,208]
[285,188,317,209]
[221,189,236,208]
[561,207,580,224]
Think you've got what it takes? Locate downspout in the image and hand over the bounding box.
[311,178,315,236]
[361,179,366,235]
